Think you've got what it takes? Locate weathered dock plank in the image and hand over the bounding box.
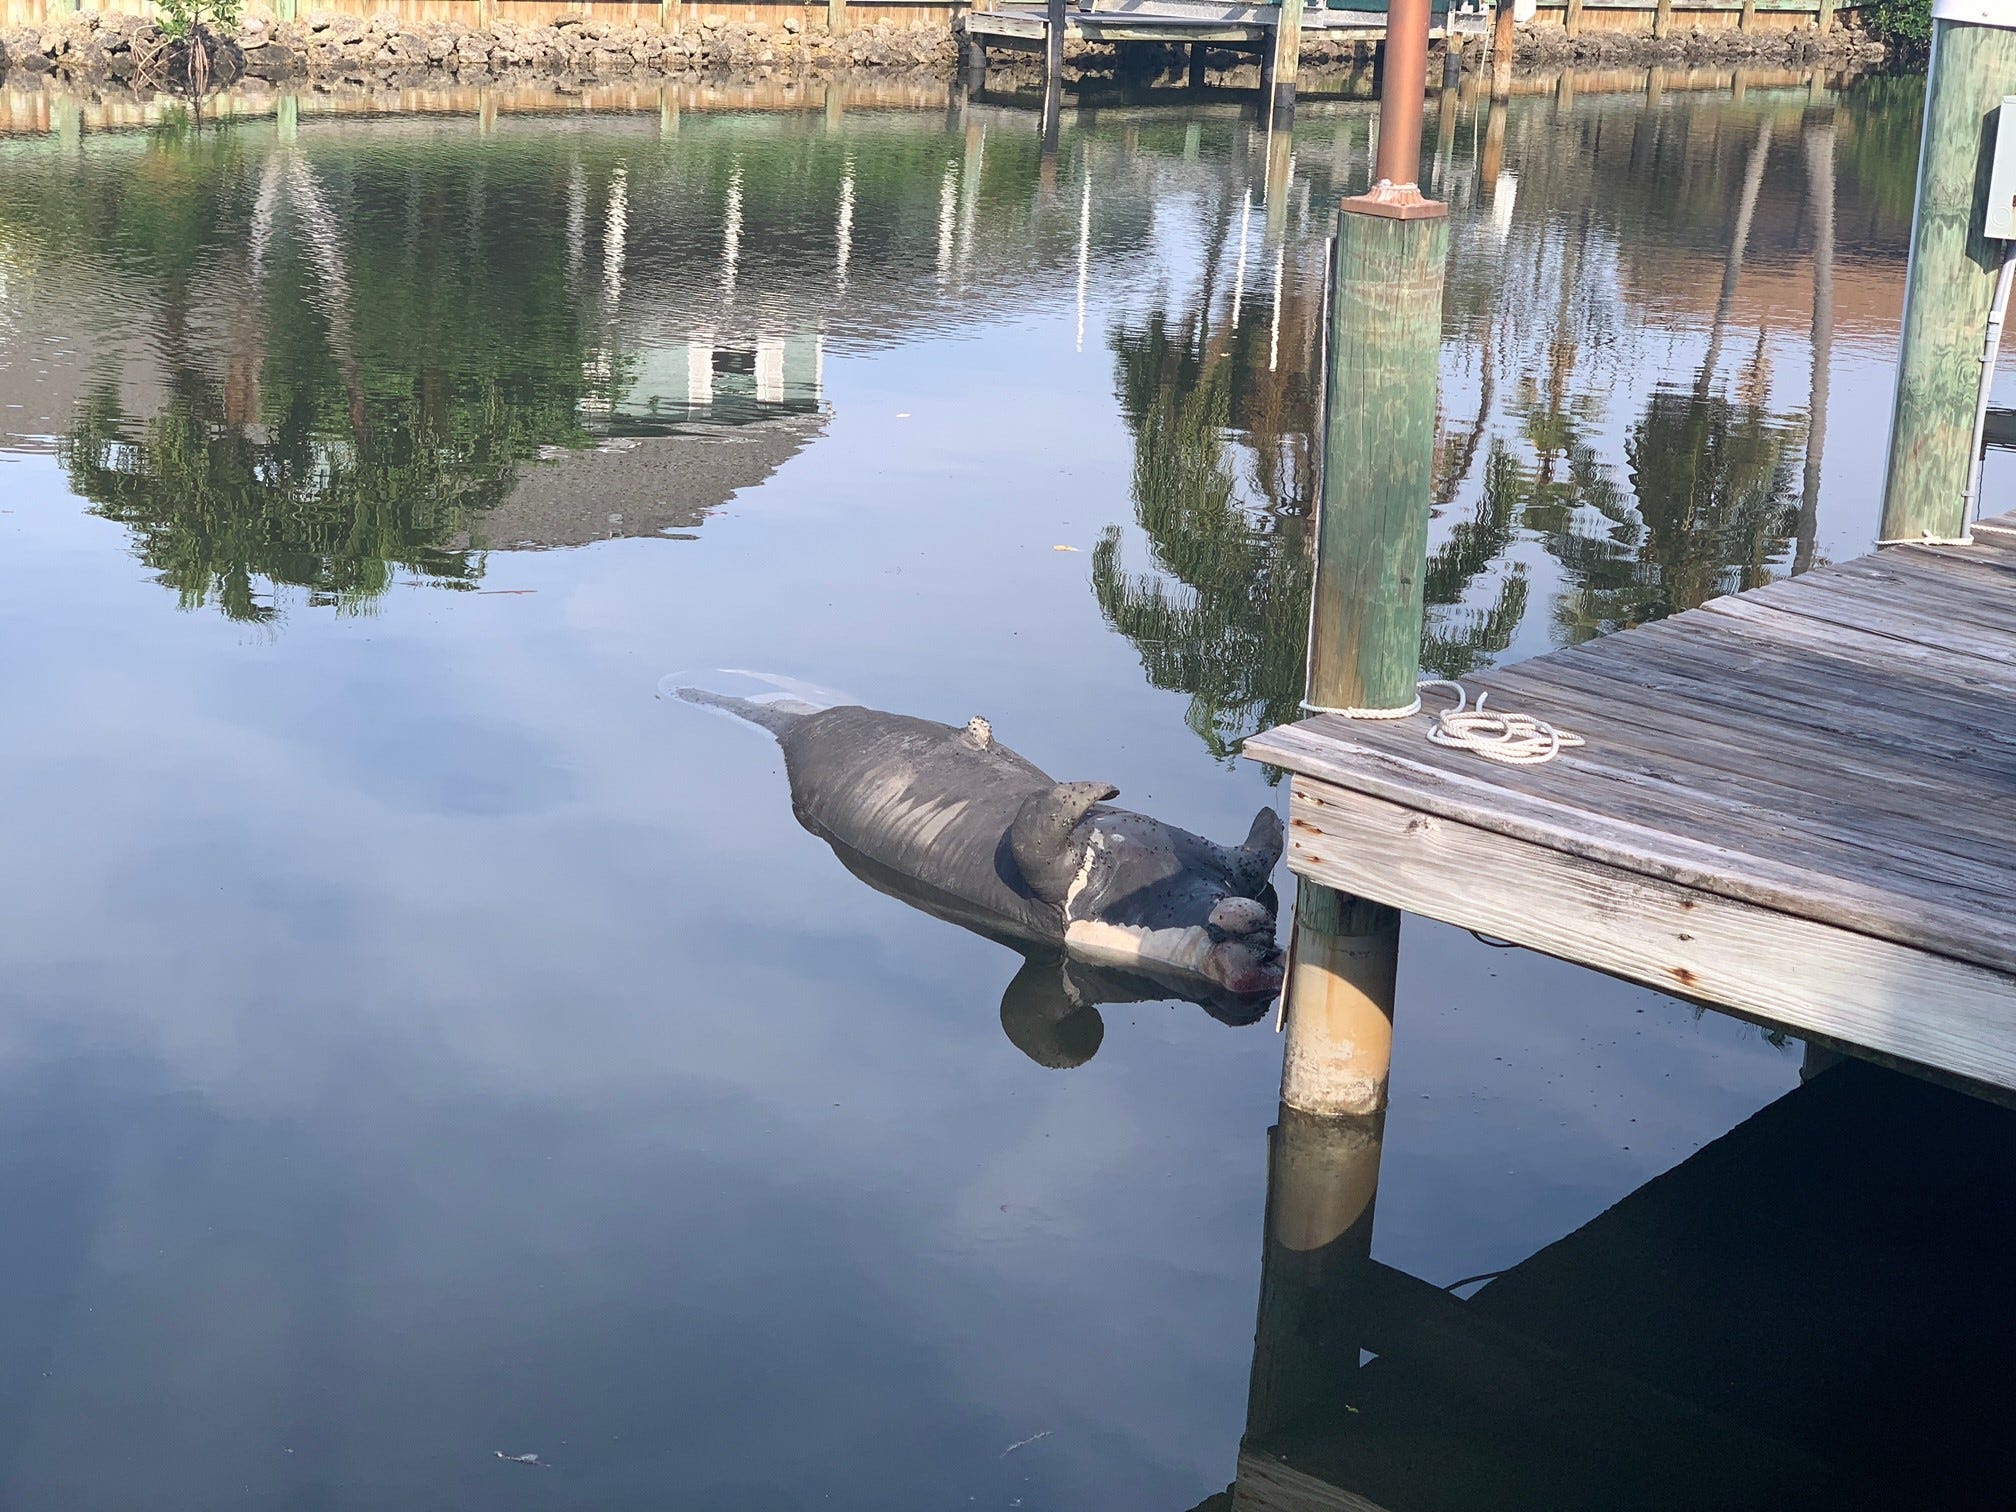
[1246,514,2016,1096]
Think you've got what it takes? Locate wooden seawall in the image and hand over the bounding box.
[1246,514,2016,1100]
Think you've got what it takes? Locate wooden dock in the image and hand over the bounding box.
[964,0,1473,112]
[967,0,1442,48]
[1245,512,2016,1100]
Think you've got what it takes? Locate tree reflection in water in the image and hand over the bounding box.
[63,390,506,621]
[48,124,594,621]
[1089,81,1860,753]
[1093,293,1317,766]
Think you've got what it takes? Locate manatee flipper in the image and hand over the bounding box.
[1009,780,1119,904]
[998,953,1105,1069]
[1224,807,1284,895]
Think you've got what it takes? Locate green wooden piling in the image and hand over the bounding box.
[1816,0,1836,34]
[1654,0,1674,39]
[1879,14,2016,542]
[1306,208,1449,715]
[1277,0,1440,1127]
[277,94,298,145]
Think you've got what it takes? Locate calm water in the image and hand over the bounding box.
[0,71,2007,1509]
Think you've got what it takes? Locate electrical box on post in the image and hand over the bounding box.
[1989,96,2016,240]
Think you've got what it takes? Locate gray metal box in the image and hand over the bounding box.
[1989,95,2016,240]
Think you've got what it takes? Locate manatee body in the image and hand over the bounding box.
[686,691,1284,1002]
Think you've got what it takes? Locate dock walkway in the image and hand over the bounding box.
[1245,513,2016,1099]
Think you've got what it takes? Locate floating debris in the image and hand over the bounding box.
[495,1451,550,1468]
[1001,1430,1053,1457]
[1053,545,1079,552]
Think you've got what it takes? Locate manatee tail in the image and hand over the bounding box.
[670,686,819,735]
[660,670,848,737]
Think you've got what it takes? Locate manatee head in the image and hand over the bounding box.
[1037,797,1286,1000]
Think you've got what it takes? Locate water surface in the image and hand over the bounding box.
[0,69,2002,1509]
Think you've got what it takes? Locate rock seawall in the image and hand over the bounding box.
[1,9,958,88]
[1513,21,1889,67]
[0,9,1894,92]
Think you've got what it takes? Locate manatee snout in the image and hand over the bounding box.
[1204,939,1283,997]
[1202,896,1282,997]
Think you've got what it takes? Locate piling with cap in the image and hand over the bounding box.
[1880,0,2016,541]
[1279,0,1447,1125]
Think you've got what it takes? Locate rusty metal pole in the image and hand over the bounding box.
[1368,0,1433,198]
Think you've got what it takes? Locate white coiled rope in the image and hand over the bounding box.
[1414,679,1585,767]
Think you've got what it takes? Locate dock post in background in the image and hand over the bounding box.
[1880,2,2016,542]
[1267,0,1307,122]
[1281,0,1446,1125]
[829,0,848,34]
[1491,0,1514,96]
[1190,42,1209,88]
[1442,30,1464,88]
[964,24,989,89]
[1799,114,1837,575]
